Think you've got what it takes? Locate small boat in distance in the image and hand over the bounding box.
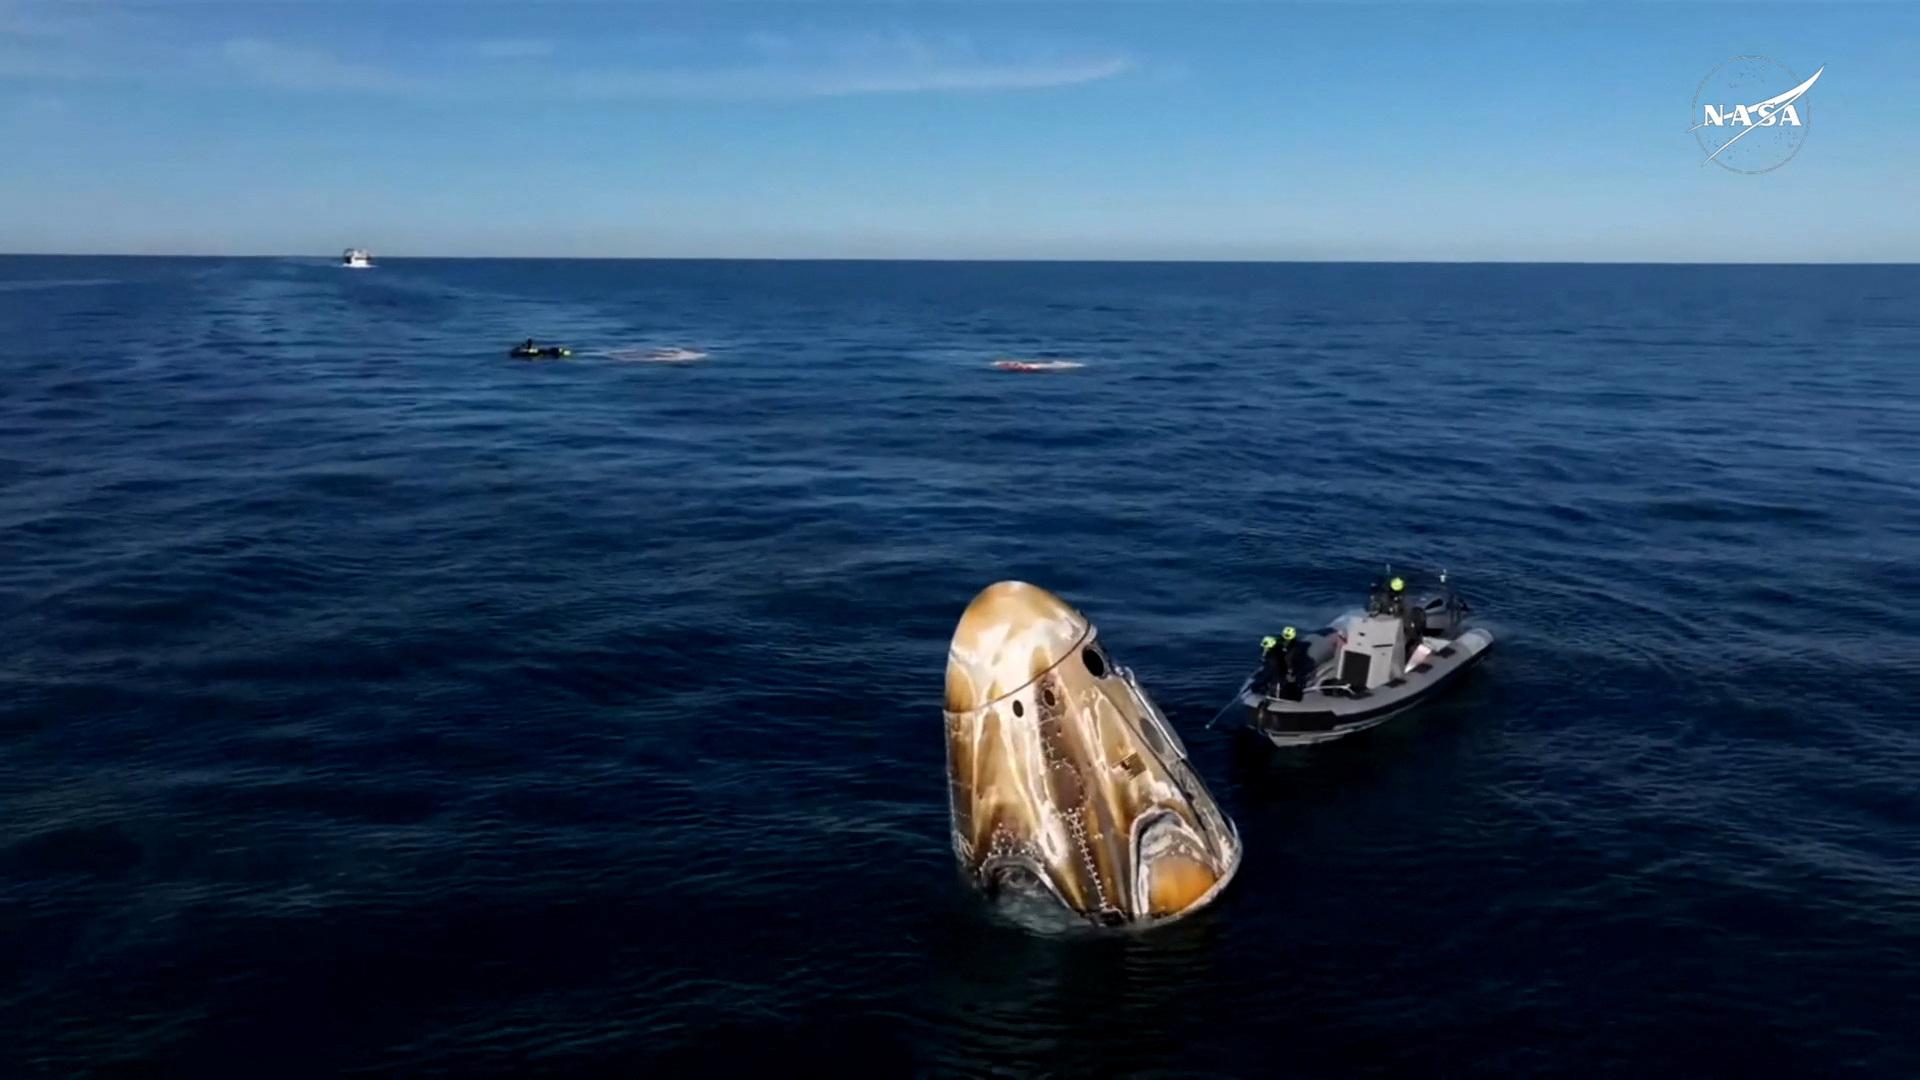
[510,339,571,359]
[341,248,373,269]
[993,358,1084,373]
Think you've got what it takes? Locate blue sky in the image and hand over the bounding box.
[3,1,1915,260]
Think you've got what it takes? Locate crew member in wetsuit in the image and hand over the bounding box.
[1260,627,1309,701]
[1367,576,1406,617]
[1275,626,1309,700]
[1259,635,1284,695]
[522,338,537,353]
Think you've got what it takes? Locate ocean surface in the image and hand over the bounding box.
[2,256,1917,1076]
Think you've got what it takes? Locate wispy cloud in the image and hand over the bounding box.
[220,38,426,94]
[0,0,149,80]
[7,89,63,120]
[0,1,95,41]
[457,38,556,61]
[3,13,1134,103]
[608,29,1135,100]
[0,45,95,81]
[579,58,1130,100]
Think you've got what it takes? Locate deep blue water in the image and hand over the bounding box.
[2,256,1918,1075]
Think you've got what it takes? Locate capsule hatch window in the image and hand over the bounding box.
[1081,641,1189,764]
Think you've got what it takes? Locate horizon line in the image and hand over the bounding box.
[3,252,1917,267]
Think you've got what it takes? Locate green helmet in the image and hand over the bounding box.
[1282,626,1297,641]
[1389,576,1405,592]
[1261,635,1277,650]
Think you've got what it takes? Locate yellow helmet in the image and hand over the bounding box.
[1389,576,1405,592]
[1261,635,1277,650]
[1282,626,1297,641]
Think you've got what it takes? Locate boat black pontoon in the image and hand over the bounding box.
[510,340,571,359]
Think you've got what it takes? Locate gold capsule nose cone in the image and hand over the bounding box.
[944,581,1091,714]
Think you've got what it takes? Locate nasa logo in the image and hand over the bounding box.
[1690,56,1825,174]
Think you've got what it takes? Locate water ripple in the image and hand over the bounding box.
[1,257,1917,1074]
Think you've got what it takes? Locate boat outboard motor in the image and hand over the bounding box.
[1336,613,1408,691]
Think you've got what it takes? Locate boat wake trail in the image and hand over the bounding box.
[992,358,1085,373]
[605,346,710,364]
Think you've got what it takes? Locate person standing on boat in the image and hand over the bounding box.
[1279,626,1311,700]
[1261,627,1309,701]
[1259,635,1284,695]
[1369,576,1408,617]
